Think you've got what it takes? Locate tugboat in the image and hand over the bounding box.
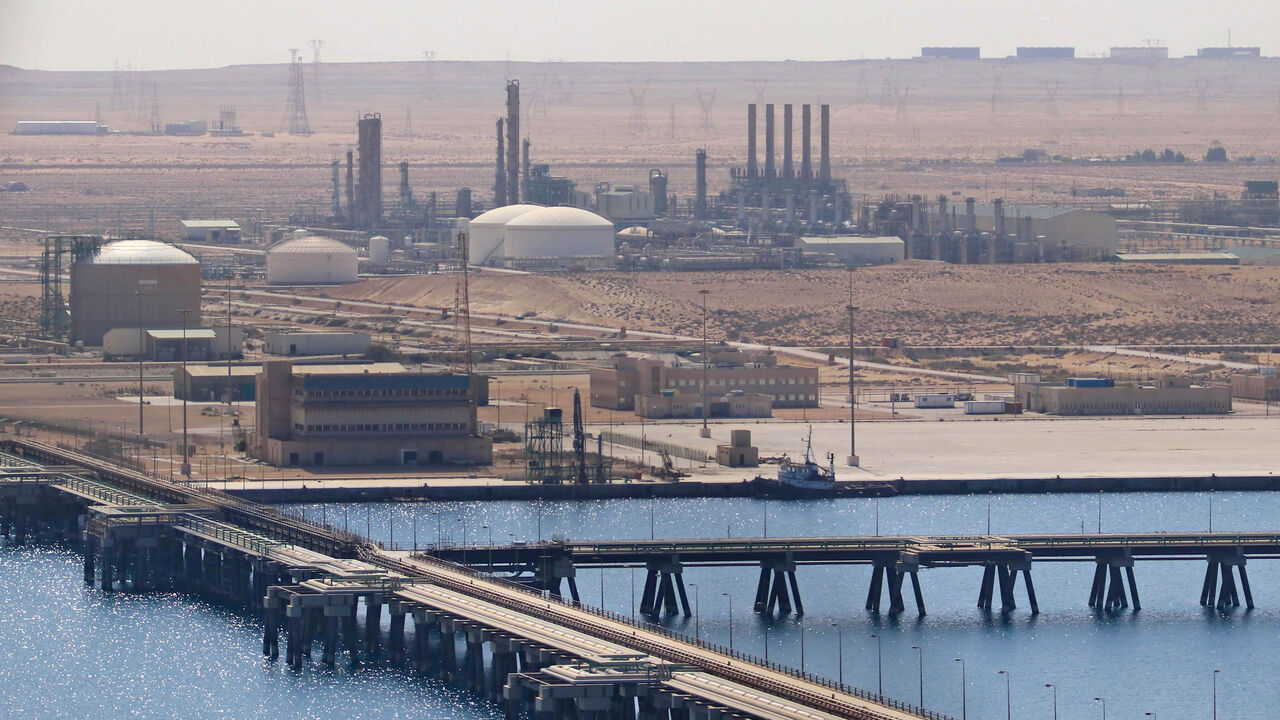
[755,427,836,495]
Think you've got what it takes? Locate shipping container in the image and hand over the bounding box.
[914,393,955,409]
[1005,402,1023,415]
[1066,377,1115,388]
[964,400,1006,415]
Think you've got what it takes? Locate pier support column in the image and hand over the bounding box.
[977,564,996,610]
[285,600,305,671]
[387,600,406,663]
[344,600,360,668]
[263,593,281,659]
[866,563,886,613]
[83,535,97,585]
[752,567,770,612]
[364,596,383,655]
[411,609,431,673]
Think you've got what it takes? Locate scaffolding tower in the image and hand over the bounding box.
[524,407,564,484]
[40,235,104,341]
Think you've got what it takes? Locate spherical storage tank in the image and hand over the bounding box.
[266,234,359,285]
[70,240,202,346]
[503,206,614,258]
[467,203,541,263]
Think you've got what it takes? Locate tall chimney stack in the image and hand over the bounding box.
[801,104,811,179]
[819,104,831,182]
[522,137,531,202]
[506,80,520,204]
[399,161,412,208]
[764,103,775,179]
[331,159,341,217]
[747,104,757,178]
[356,113,382,229]
[494,118,506,206]
[783,104,793,179]
[695,148,708,219]
[344,150,354,224]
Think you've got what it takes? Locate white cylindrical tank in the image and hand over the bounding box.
[503,206,615,258]
[292,228,309,240]
[368,235,391,263]
[266,235,359,284]
[468,204,541,263]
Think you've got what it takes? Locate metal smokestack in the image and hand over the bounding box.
[494,118,506,206]
[356,113,382,229]
[764,103,775,179]
[506,80,520,204]
[399,161,412,209]
[747,104,757,178]
[344,150,354,223]
[522,137,530,202]
[695,148,708,219]
[819,104,831,182]
[331,159,341,218]
[801,104,811,179]
[783,104,793,179]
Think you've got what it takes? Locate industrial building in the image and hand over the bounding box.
[180,220,241,244]
[69,240,202,346]
[1230,370,1280,401]
[263,331,371,357]
[920,47,980,59]
[1110,47,1168,61]
[1015,376,1231,416]
[173,365,260,402]
[636,390,774,420]
[253,360,492,467]
[104,324,243,361]
[595,184,654,222]
[716,430,759,468]
[589,351,819,413]
[1016,47,1075,59]
[265,233,359,284]
[1197,47,1261,59]
[14,120,106,135]
[1114,252,1239,265]
[798,236,905,266]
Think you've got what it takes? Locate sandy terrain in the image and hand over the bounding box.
[329,262,1280,347]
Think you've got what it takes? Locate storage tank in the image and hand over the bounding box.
[69,240,202,346]
[503,206,615,258]
[368,235,391,263]
[468,203,540,263]
[266,234,359,284]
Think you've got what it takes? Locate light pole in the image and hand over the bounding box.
[871,633,883,695]
[954,658,966,720]
[721,593,734,651]
[832,624,844,685]
[179,308,190,477]
[1093,696,1106,720]
[690,583,700,639]
[1213,668,1220,720]
[912,645,923,706]
[846,296,859,466]
[1045,683,1057,720]
[484,523,493,573]
[997,670,1010,720]
[699,289,710,438]
[799,621,806,672]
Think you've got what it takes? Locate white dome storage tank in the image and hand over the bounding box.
[368,235,391,263]
[468,203,541,263]
[266,235,359,284]
[503,206,615,258]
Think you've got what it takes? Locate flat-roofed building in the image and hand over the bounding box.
[1230,371,1280,401]
[636,390,773,419]
[180,219,241,243]
[253,360,491,467]
[264,331,371,356]
[798,236,905,266]
[1016,376,1231,415]
[590,351,818,411]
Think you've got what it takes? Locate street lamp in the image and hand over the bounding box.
[870,633,883,695]
[912,645,923,706]
[997,670,1010,720]
[846,296,859,467]
[1045,683,1057,720]
[179,308,191,477]
[799,621,806,673]
[1093,696,1106,720]
[699,289,710,439]
[953,658,966,720]
[832,624,844,685]
[721,593,734,651]
[689,583,700,639]
[1213,668,1220,720]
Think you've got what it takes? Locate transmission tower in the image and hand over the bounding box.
[627,80,649,135]
[309,39,324,103]
[1115,85,1126,117]
[147,84,162,135]
[452,228,474,374]
[894,87,910,124]
[1044,80,1063,118]
[281,49,313,135]
[695,86,717,132]
[111,60,124,110]
[1195,78,1210,113]
[990,68,1005,121]
[403,107,414,138]
[668,102,677,140]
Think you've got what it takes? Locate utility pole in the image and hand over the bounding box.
[847,269,859,466]
[700,289,710,438]
[180,308,191,478]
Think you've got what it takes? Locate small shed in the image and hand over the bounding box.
[180,219,241,244]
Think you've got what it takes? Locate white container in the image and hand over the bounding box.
[914,393,955,409]
[964,400,1006,415]
[368,235,391,263]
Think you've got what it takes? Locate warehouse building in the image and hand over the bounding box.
[14,120,106,135]
[1110,47,1169,61]
[174,365,260,402]
[264,331,371,357]
[253,360,491,467]
[180,220,241,244]
[798,236,905,266]
[104,325,243,361]
[1016,47,1075,59]
[920,47,980,59]
[1197,47,1261,59]
[1015,376,1231,415]
[590,351,819,412]
[636,390,773,420]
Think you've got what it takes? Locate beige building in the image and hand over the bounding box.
[636,390,773,420]
[1016,377,1231,416]
[1230,372,1280,401]
[70,240,202,346]
[253,360,491,467]
[590,352,818,412]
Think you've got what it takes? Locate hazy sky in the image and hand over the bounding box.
[1,0,1277,71]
